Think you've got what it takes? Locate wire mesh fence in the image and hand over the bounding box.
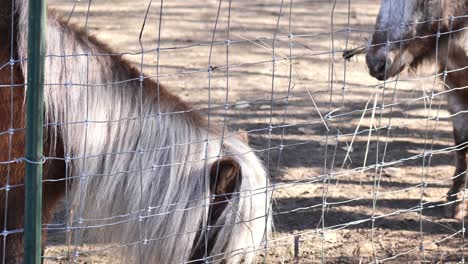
[0,0,467,263]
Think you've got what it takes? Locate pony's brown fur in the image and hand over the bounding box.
[366,0,468,219]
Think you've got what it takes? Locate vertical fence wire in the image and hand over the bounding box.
[4,0,467,263]
[2,0,16,262]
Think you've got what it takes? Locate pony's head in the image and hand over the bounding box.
[189,130,270,263]
[366,0,453,80]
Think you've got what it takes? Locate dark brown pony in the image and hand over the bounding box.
[0,0,270,263]
[366,0,468,219]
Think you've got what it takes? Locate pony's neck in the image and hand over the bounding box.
[68,26,207,128]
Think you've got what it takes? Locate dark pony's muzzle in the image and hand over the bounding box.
[366,49,393,81]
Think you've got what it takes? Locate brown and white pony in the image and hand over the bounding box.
[366,0,468,219]
[0,0,271,263]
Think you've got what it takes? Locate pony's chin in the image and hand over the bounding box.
[370,64,406,81]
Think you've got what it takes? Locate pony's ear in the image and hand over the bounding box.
[237,129,249,144]
[191,158,243,261]
[210,157,242,201]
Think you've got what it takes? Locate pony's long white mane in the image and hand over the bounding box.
[15,1,270,263]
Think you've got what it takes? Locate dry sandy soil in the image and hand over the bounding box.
[42,0,466,263]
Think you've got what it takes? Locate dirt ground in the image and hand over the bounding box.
[43,0,466,263]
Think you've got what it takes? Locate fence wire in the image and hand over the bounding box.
[0,0,467,263]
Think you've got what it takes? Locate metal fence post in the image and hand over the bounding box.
[24,0,46,262]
